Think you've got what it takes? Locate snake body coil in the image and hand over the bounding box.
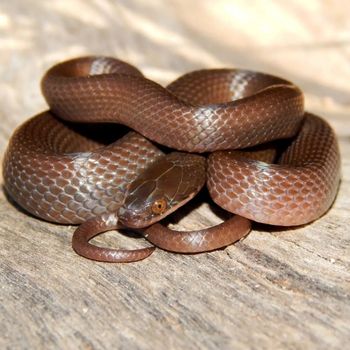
[3,56,341,262]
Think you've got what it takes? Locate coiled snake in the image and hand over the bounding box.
[3,57,341,262]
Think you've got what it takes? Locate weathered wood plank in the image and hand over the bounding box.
[0,1,349,349]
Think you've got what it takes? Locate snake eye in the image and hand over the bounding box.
[151,199,167,215]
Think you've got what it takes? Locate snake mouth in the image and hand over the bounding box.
[117,207,155,229]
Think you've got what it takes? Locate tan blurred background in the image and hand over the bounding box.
[0,1,349,349]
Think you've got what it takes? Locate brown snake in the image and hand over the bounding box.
[3,56,341,263]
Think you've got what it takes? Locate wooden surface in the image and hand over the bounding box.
[1,1,349,349]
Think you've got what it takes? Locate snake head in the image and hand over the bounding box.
[117,152,206,228]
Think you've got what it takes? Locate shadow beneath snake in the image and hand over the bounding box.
[63,120,131,146]
[252,221,308,234]
[160,187,231,227]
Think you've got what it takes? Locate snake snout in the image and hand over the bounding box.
[117,206,150,229]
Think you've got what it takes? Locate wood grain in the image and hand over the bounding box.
[0,1,349,349]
